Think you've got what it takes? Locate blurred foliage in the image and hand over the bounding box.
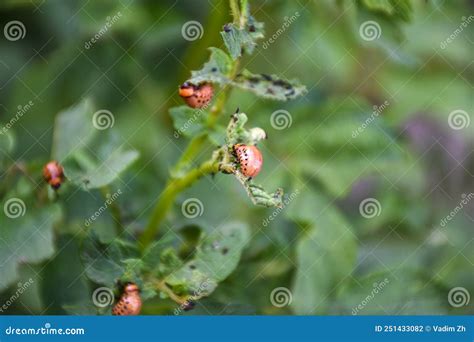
[0,0,473,316]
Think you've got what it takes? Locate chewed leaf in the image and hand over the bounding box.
[169,106,207,139]
[164,222,250,297]
[220,14,264,60]
[235,171,284,208]
[233,70,307,101]
[187,48,232,85]
[70,148,139,189]
[81,233,138,287]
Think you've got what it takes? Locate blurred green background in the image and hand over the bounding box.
[0,0,473,315]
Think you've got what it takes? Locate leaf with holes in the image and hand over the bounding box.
[232,70,307,101]
[164,222,250,297]
[187,48,233,85]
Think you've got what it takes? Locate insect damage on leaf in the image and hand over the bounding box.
[220,15,264,60]
[233,70,307,101]
[163,222,250,298]
[186,48,233,85]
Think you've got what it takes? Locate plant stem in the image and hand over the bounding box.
[139,159,219,249]
[138,0,243,250]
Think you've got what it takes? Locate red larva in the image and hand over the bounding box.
[112,283,142,316]
[179,82,213,109]
[233,144,263,178]
[43,160,65,189]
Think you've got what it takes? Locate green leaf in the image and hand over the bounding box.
[333,271,446,315]
[233,70,307,101]
[71,148,139,189]
[0,204,62,291]
[0,128,15,171]
[187,48,233,85]
[81,233,138,287]
[169,106,207,139]
[220,13,264,60]
[164,222,250,297]
[52,99,96,162]
[361,0,412,22]
[288,190,357,314]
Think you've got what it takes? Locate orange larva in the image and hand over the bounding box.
[43,160,65,189]
[179,82,213,109]
[233,144,263,178]
[112,283,142,316]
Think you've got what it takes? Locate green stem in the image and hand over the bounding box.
[138,0,243,250]
[139,160,219,249]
